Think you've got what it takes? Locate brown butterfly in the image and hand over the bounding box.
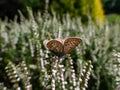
[44,37,82,57]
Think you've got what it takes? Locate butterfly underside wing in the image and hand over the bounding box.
[46,39,64,56]
[64,38,82,54]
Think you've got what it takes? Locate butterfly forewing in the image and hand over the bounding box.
[46,40,63,55]
[64,38,82,54]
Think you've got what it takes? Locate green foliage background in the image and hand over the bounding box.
[1,0,120,20]
[0,0,104,21]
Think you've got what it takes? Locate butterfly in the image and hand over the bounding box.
[44,37,82,57]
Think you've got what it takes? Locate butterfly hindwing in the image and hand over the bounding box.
[64,37,82,54]
[46,40,63,55]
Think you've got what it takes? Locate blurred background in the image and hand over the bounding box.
[0,0,120,90]
[0,0,120,20]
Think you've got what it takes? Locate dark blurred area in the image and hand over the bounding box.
[103,0,120,14]
[0,0,120,20]
[0,0,24,20]
[0,0,45,20]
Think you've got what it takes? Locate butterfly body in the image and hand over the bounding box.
[44,37,82,57]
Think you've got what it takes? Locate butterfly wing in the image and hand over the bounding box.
[64,37,82,54]
[45,40,63,56]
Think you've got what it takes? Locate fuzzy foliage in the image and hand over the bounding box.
[0,10,120,90]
